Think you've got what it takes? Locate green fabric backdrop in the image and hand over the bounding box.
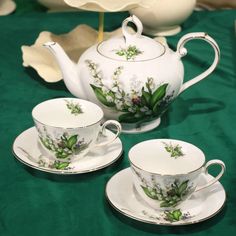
[0,0,235,235]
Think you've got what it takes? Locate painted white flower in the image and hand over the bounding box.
[106,95,114,103]
[64,0,154,12]
[115,100,124,110]
[38,155,50,167]
[124,97,132,106]
[115,92,122,99]
[111,86,119,93]
[92,70,101,78]
[130,76,143,96]
[101,86,110,94]
[147,77,156,90]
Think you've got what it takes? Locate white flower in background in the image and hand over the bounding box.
[0,0,16,16]
[64,0,154,12]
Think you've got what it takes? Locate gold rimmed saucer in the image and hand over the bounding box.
[13,127,123,175]
[106,168,226,225]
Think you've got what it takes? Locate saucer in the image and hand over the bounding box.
[13,127,123,175]
[105,168,226,225]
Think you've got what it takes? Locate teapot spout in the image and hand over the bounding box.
[44,42,85,98]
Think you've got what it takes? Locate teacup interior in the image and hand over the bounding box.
[129,139,205,175]
[32,98,103,128]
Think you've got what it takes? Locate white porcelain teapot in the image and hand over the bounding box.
[44,15,220,133]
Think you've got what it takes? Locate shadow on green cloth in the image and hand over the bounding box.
[160,96,225,129]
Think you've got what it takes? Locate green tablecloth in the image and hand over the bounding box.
[0,0,235,235]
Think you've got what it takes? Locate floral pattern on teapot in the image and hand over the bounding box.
[114,45,143,60]
[86,60,175,124]
[44,15,220,132]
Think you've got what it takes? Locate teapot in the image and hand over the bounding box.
[44,15,220,133]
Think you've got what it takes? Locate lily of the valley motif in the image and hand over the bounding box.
[65,100,83,115]
[37,126,92,160]
[142,209,191,223]
[134,169,194,208]
[18,147,73,170]
[115,45,143,60]
[86,60,174,124]
[163,142,184,158]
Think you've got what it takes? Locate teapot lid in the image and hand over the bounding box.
[97,15,166,62]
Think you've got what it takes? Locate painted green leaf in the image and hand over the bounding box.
[166,214,174,222]
[173,210,182,220]
[141,186,159,200]
[90,84,115,107]
[53,161,70,170]
[152,101,160,114]
[178,180,189,195]
[118,113,145,123]
[66,135,78,149]
[160,201,172,208]
[141,88,151,106]
[150,83,168,108]
[56,152,70,159]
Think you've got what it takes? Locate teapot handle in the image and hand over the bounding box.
[176,32,220,94]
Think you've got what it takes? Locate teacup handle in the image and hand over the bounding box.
[176,32,220,94]
[94,120,122,147]
[195,159,225,192]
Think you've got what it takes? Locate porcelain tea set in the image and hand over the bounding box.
[44,15,220,133]
[13,15,225,225]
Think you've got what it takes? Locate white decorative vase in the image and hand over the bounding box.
[129,0,196,36]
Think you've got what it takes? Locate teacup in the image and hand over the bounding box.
[32,98,121,163]
[128,139,225,210]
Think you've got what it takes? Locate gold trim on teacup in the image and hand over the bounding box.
[32,98,104,129]
[128,156,206,177]
[33,116,102,129]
